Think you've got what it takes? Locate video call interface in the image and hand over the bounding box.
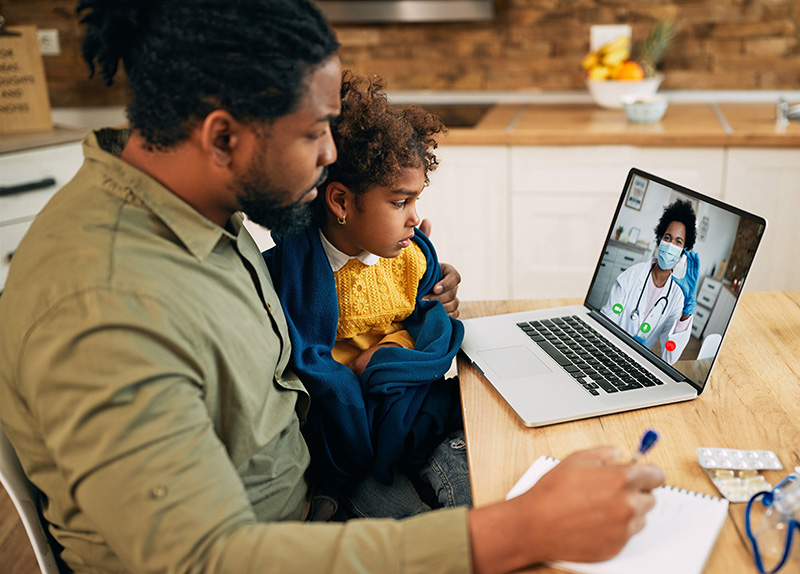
[586,172,765,387]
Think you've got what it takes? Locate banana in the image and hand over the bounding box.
[598,35,631,67]
[598,35,630,56]
[602,46,630,67]
[581,52,599,70]
[587,65,611,80]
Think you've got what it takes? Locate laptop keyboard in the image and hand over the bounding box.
[516,315,663,396]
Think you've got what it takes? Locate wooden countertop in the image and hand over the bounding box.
[442,102,800,147]
[4,102,797,150]
[0,124,88,154]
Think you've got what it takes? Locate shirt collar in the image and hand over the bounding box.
[318,229,380,271]
[87,128,237,261]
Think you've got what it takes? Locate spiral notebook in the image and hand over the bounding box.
[506,456,729,574]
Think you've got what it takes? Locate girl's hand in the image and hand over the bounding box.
[348,344,400,376]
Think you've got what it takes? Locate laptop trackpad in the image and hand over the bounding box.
[478,346,553,381]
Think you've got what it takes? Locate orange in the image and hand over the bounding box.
[615,61,645,80]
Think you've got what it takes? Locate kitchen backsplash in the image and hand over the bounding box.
[4,0,799,107]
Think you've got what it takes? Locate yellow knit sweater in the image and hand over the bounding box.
[332,242,427,365]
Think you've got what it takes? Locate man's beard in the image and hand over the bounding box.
[236,166,327,237]
[239,188,313,236]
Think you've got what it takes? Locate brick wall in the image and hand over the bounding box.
[4,0,799,107]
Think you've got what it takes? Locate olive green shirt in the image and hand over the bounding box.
[0,130,470,574]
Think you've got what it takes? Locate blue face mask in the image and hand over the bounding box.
[657,241,683,270]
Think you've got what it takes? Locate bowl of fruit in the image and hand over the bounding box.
[583,21,676,109]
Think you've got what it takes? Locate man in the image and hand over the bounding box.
[0,1,664,573]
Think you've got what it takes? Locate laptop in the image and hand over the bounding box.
[460,168,767,427]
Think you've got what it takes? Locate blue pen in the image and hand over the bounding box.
[631,429,660,463]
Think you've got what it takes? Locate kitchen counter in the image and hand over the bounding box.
[0,124,88,154]
[440,102,800,147]
[11,97,799,150]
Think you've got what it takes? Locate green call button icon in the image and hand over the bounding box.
[640,322,652,334]
[612,303,623,315]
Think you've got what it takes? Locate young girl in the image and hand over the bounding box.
[264,71,470,519]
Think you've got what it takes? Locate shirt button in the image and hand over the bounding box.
[150,485,168,500]
[267,303,273,313]
[274,370,280,381]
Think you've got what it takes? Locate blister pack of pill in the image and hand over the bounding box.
[697,447,783,471]
[702,468,771,502]
[697,448,783,502]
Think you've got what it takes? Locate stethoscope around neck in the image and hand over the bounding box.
[630,265,673,322]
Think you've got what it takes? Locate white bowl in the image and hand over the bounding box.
[585,74,663,109]
[621,94,669,123]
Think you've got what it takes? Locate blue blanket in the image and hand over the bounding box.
[263,227,464,494]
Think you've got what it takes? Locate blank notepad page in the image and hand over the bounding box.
[507,456,729,574]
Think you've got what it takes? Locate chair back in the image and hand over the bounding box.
[0,423,61,574]
[698,333,723,361]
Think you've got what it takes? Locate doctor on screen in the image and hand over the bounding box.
[601,199,700,365]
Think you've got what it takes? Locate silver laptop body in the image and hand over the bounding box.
[460,168,767,427]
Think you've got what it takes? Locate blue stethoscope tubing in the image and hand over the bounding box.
[630,266,672,322]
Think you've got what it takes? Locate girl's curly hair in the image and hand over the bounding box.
[318,71,447,212]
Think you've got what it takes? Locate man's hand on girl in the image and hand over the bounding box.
[419,218,462,318]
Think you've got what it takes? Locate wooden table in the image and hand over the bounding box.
[458,291,800,574]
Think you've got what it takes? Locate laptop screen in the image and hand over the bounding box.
[585,169,766,390]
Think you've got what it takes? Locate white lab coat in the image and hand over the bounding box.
[600,261,693,365]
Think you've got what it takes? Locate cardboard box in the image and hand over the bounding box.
[0,26,53,134]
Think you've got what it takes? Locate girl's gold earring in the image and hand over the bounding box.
[337,216,346,225]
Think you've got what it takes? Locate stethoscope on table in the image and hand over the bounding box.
[630,266,673,322]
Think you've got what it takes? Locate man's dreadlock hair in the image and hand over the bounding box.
[316,71,446,219]
[77,0,339,150]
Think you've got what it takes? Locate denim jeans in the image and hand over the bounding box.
[419,429,472,508]
[343,429,472,519]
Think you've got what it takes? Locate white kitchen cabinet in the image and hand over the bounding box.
[691,276,722,339]
[692,304,711,339]
[723,148,800,291]
[697,276,722,310]
[423,145,510,301]
[508,146,725,299]
[1,141,84,290]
